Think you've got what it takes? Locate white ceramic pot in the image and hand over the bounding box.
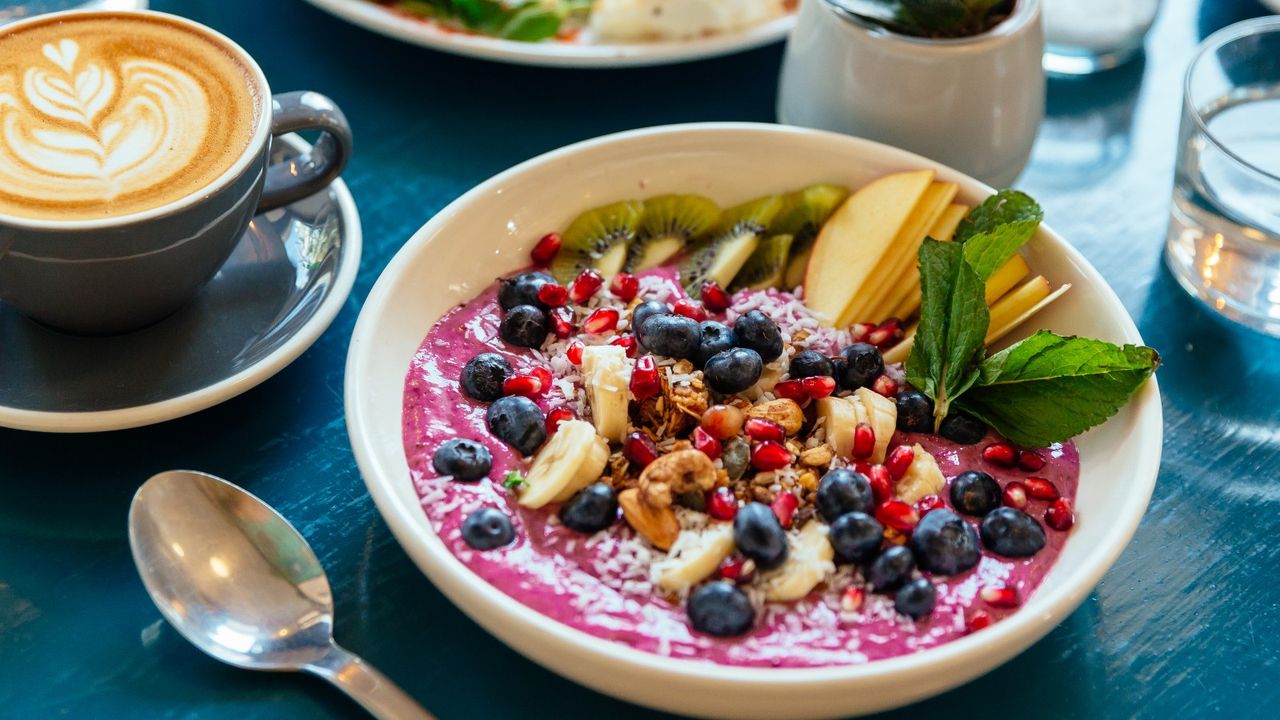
[778,0,1046,187]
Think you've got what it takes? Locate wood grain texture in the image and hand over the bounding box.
[2,0,1279,718]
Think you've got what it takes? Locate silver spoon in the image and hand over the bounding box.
[128,470,433,720]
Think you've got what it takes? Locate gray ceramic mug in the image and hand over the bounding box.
[0,11,352,335]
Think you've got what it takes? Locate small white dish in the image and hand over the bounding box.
[0,134,361,434]
[345,123,1162,719]
[302,0,795,67]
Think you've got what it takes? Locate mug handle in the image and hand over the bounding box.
[258,91,353,213]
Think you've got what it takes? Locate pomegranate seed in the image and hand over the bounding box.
[624,432,659,468]
[550,308,575,338]
[914,494,944,516]
[885,445,915,480]
[582,307,619,334]
[980,586,1020,608]
[609,272,639,302]
[700,404,745,440]
[876,500,920,532]
[609,334,638,358]
[530,232,560,265]
[1024,477,1060,501]
[718,555,755,583]
[502,374,544,398]
[692,426,722,461]
[569,269,604,303]
[853,461,872,475]
[1045,498,1075,531]
[751,441,794,471]
[744,418,786,444]
[530,367,552,392]
[773,379,808,402]
[967,611,993,633]
[771,492,799,528]
[700,281,731,313]
[537,283,568,308]
[1003,481,1028,510]
[566,340,584,366]
[545,407,574,434]
[707,486,739,521]
[871,375,899,398]
[982,442,1017,467]
[850,323,874,344]
[867,318,903,348]
[673,298,707,322]
[1018,450,1047,472]
[802,375,837,399]
[852,422,876,459]
[630,355,661,401]
[840,586,865,613]
[868,465,893,503]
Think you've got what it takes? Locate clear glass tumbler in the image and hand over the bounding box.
[1166,18,1280,336]
[1042,0,1160,75]
[0,0,146,24]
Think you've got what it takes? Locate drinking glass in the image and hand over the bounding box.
[1166,18,1280,337]
[0,0,145,24]
[1042,0,1160,75]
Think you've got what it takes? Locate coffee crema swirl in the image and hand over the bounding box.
[0,14,261,221]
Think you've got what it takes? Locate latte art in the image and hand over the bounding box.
[0,14,261,220]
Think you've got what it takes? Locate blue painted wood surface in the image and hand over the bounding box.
[2,0,1279,717]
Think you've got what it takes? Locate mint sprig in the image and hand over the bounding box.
[957,190,1043,280]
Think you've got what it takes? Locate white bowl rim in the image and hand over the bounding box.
[345,122,1162,687]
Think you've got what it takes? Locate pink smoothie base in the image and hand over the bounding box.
[401,278,1080,669]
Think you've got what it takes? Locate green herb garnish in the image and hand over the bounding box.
[836,0,1014,39]
[502,471,527,491]
[389,1,590,43]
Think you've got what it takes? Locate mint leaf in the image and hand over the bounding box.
[958,331,1160,446]
[502,471,526,491]
[956,190,1043,281]
[900,0,967,32]
[906,239,990,427]
[955,190,1041,242]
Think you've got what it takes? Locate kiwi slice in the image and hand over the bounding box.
[625,194,720,273]
[679,195,783,297]
[731,234,794,291]
[549,199,644,283]
[774,184,850,289]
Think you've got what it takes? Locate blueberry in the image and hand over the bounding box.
[950,470,1001,516]
[432,438,492,482]
[895,389,934,433]
[486,395,546,456]
[703,348,764,395]
[500,304,549,349]
[939,412,988,444]
[908,508,980,575]
[630,300,670,335]
[461,508,515,550]
[694,321,737,368]
[687,582,755,637]
[867,545,915,592]
[733,310,783,361]
[816,468,875,522]
[637,313,701,359]
[460,352,513,402]
[498,271,554,310]
[788,350,834,379]
[559,483,618,534]
[828,511,884,564]
[980,507,1046,557]
[895,578,937,620]
[733,502,789,570]
[838,343,885,390]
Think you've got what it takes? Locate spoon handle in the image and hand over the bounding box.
[306,643,435,720]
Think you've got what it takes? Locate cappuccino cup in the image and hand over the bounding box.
[0,9,352,334]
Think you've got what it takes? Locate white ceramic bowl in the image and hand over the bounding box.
[345,123,1162,719]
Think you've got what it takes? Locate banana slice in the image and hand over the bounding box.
[854,388,898,463]
[760,521,836,602]
[518,420,611,509]
[895,443,945,504]
[581,345,631,442]
[816,396,858,459]
[654,522,735,594]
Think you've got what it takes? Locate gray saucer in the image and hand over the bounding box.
[0,134,361,433]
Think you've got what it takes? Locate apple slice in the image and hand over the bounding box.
[803,170,935,325]
[984,254,1031,304]
[841,181,958,326]
[887,203,970,319]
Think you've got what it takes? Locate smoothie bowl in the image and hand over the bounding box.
[346,124,1162,718]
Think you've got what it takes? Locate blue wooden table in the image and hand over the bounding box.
[3,0,1279,717]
